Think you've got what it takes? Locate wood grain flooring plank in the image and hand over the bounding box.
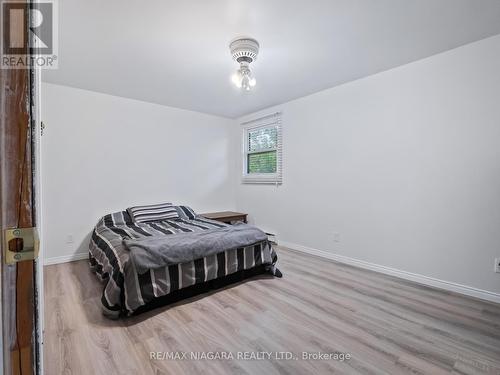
[44,247,500,375]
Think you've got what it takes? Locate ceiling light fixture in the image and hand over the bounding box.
[229,37,259,91]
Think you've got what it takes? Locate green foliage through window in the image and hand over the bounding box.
[247,151,277,173]
[246,126,278,174]
[248,127,277,152]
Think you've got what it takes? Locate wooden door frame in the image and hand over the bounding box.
[32,52,44,375]
[0,0,41,373]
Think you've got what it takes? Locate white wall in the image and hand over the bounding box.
[43,35,500,296]
[235,35,500,295]
[42,83,236,261]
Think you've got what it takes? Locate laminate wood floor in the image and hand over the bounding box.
[44,247,500,375]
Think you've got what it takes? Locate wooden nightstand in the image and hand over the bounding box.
[200,211,248,224]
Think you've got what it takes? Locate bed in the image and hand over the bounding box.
[88,205,281,318]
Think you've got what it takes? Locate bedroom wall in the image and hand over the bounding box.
[234,35,500,296]
[41,83,236,262]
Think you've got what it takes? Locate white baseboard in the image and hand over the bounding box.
[44,252,88,265]
[279,241,500,304]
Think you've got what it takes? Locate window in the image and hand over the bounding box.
[242,112,282,184]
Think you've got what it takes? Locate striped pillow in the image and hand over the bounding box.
[127,202,179,223]
[176,205,197,220]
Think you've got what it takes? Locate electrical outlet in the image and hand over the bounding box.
[66,234,74,244]
[333,232,340,243]
[495,258,500,273]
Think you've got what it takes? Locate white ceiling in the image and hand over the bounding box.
[43,0,500,118]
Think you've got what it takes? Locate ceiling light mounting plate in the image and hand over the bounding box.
[229,37,260,64]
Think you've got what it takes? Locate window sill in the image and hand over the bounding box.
[241,177,282,185]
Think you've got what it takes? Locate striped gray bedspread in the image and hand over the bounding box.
[88,208,278,318]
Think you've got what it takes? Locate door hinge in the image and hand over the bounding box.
[41,121,45,136]
[4,227,39,264]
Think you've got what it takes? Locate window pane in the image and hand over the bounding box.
[247,151,277,174]
[248,127,277,152]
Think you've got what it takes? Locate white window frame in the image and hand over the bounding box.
[241,112,282,184]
